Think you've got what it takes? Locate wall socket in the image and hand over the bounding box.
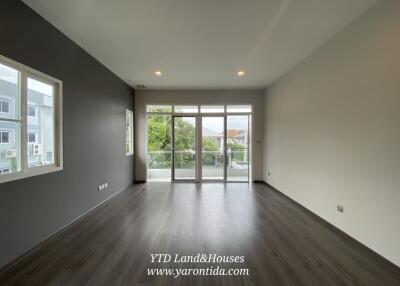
[98,182,108,192]
[337,205,344,213]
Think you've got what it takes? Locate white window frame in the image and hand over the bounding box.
[126,109,134,156]
[0,54,63,184]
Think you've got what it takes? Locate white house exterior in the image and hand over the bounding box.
[0,78,54,173]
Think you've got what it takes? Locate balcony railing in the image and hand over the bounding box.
[148,150,249,181]
[148,150,249,169]
[148,151,172,169]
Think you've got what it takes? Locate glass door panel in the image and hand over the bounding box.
[226,115,249,181]
[173,116,196,180]
[201,117,224,180]
[147,114,172,181]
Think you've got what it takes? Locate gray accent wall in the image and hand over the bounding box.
[0,0,134,268]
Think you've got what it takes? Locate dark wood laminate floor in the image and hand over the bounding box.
[1,183,399,286]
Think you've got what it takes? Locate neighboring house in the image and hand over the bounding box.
[0,78,18,174]
[202,126,248,169]
[0,78,54,173]
[226,129,246,146]
[201,127,248,151]
[26,82,54,168]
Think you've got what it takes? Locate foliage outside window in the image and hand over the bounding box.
[147,105,251,170]
[147,114,171,169]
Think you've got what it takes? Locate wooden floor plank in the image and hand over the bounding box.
[0,182,399,286]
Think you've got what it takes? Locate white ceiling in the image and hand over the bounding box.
[23,0,378,90]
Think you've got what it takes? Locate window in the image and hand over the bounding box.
[0,130,9,143]
[27,105,36,117]
[200,105,224,113]
[226,105,252,113]
[174,105,198,113]
[0,168,10,174]
[147,105,172,113]
[126,109,133,155]
[0,54,63,183]
[28,131,36,143]
[146,104,252,182]
[0,99,10,113]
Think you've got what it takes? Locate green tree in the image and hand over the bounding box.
[147,115,171,168]
[147,115,171,152]
[174,118,195,150]
[147,116,197,168]
[202,137,220,166]
[202,137,219,151]
[228,141,245,161]
[174,118,196,168]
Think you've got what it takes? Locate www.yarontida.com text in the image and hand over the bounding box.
[146,254,250,278]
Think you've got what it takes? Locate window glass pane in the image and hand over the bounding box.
[174,105,198,113]
[226,105,252,113]
[28,106,36,117]
[1,100,10,113]
[200,105,224,113]
[27,77,54,167]
[174,117,196,180]
[147,114,171,181]
[227,115,249,181]
[126,110,133,155]
[0,121,21,174]
[146,105,172,113]
[1,131,9,143]
[0,63,20,120]
[28,131,36,143]
[202,117,224,180]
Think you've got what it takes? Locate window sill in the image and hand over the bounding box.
[0,165,63,184]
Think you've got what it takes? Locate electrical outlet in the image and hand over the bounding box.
[98,182,109,192]
[337,205,344,213]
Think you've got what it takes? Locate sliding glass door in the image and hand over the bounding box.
[172,116,197,181]
[147,105,251,182]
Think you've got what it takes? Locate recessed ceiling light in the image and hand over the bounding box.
[237,70,245,76]
[154,70,162,76]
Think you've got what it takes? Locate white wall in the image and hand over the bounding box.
[135,90,264,181]
[263,0,400,266]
